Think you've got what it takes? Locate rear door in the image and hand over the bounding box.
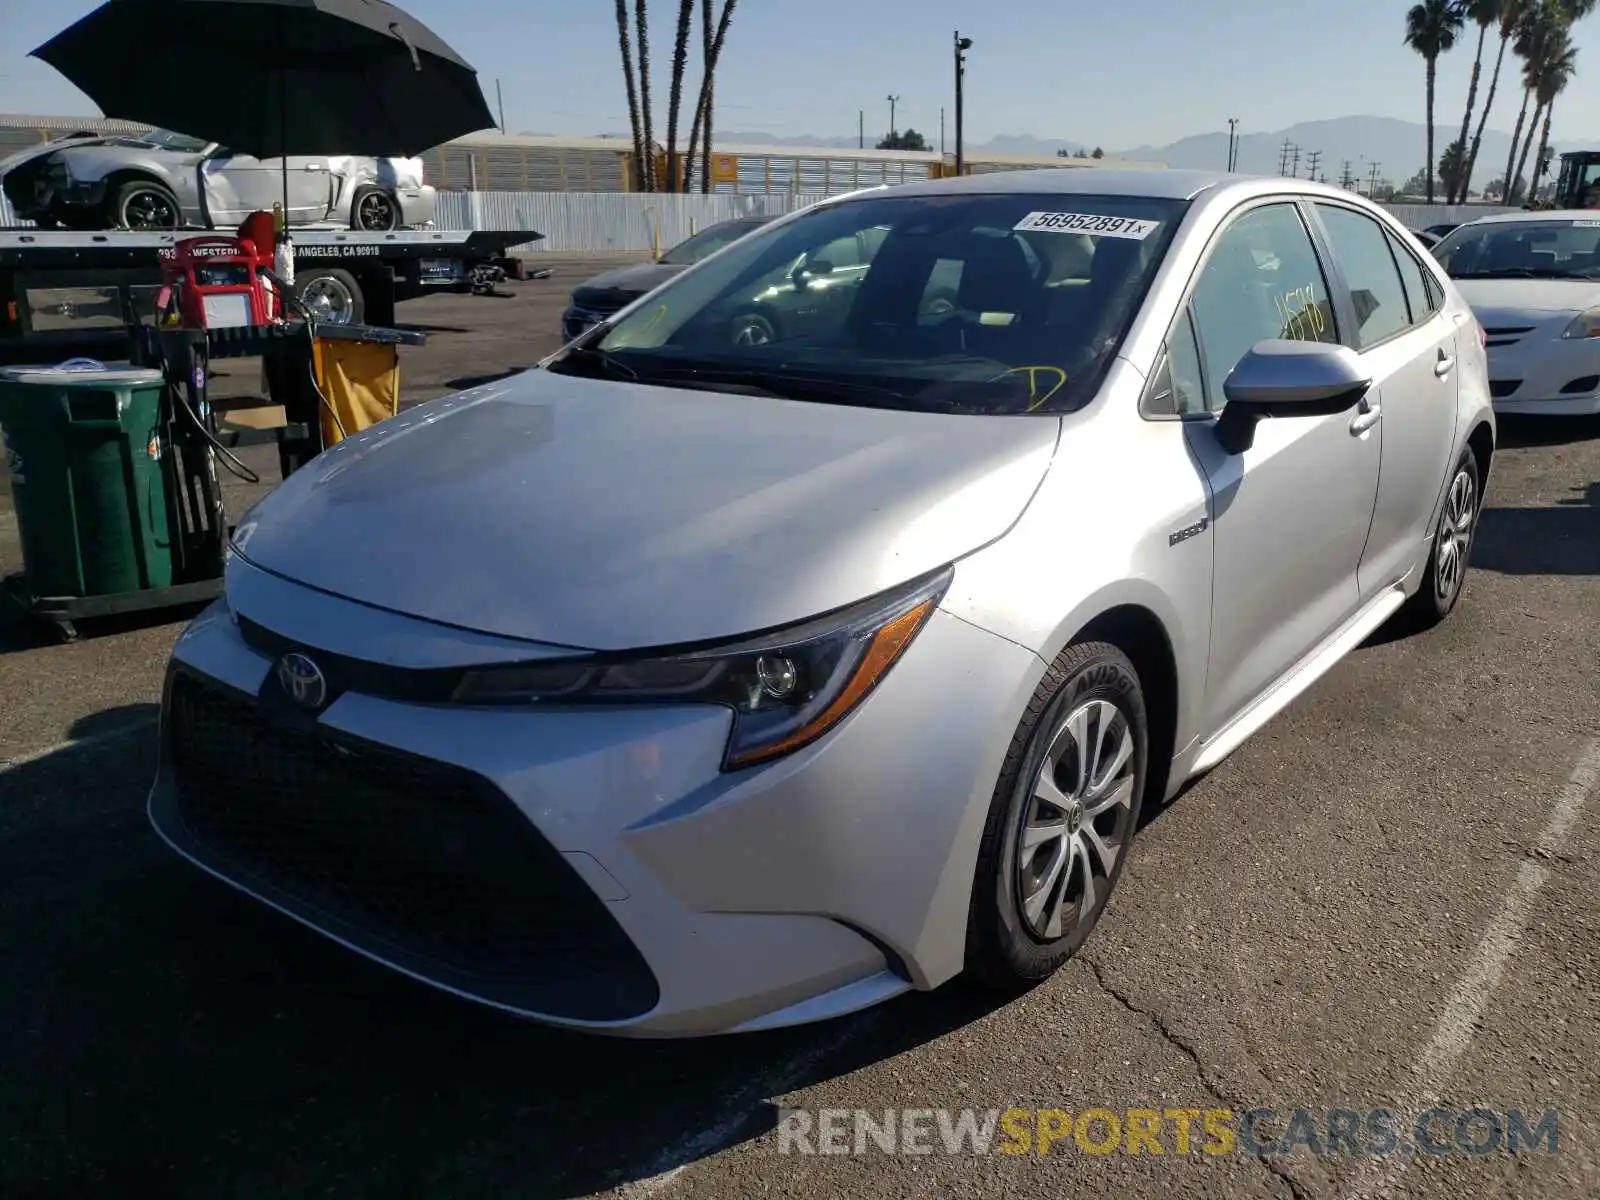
[1308,202,1460,596]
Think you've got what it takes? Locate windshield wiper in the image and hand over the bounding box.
[546,344,638,381]
[1453,268,1575,279]
[632,365,920,408]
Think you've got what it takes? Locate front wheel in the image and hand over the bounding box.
[1401,447,1481,629]
[110,179,180,230]
[967,641,1148,988]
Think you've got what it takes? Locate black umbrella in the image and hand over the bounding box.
[32,0,495,232]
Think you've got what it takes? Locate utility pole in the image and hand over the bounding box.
[940,107,946,155]
[1290,145,1301,177]
[954,32,973,176]
[1367,161,1382,197]
[1306,150,1322,182]
[1341,160,1354,190]
[1227,118,1239,171]
[859,110,864,150]
[1278,138,1292,176]
[495,79,507,133]
[887,94,900,142]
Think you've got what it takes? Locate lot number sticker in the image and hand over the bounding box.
[1014,212,1161,240]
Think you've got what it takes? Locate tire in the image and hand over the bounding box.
[108,179,180,230]
[350,186,400,232]
[730,311,776,346]
[1400,446,1481,629]
[293,268,365,325]
[967,641,1149,988]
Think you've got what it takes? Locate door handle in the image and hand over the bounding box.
[303,163,326,171]
[1349,398,1382,435]
[1434,350,1455,378]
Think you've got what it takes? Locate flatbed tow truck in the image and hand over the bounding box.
[0,224,543,365]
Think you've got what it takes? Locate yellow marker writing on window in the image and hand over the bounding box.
[1000,365,1070,412]
[640,303,669,337]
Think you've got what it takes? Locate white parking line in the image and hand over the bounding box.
[0,717,158,772]
[614,1021,870,1198]
[1341,737,1600,1200]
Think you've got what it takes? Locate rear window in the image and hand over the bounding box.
[557,191,1189,416]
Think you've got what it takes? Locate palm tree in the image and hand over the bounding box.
[1464,0,1534,203]
[614,0,647,193]
[1503,0,1560,200]
[1449,0,1504,202]
[664,0,695,190]
[1525,25,1579,198]
[635,0,657,192]
[681,0,738,193]
[1406,0,1467,204]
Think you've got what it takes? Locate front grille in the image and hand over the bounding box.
[163,670,659,1020]
[1489,380,1522,398]
[571,286,640,312]
[1484,325,1533,349]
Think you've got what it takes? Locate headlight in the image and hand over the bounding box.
[1560,308,1600,339]
[453,567,952,770]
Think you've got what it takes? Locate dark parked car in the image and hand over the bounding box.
[561,217,772,341]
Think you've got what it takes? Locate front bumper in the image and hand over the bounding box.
[148,560,1042,1036]
[1485,322,1600,415]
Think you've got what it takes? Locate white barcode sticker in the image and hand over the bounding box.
[1013,211,1161,239]
[1572,219,1600,227]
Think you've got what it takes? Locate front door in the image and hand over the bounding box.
[1183,200,1383,736]
[202,150,331,226]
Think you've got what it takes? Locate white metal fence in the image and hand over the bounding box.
[0,189,1527,252]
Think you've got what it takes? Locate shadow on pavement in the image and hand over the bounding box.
[0,717,1010,1198]
[1473,480,1598,576]
[1495,412,1600,449]
[0,597,206,657]
[448,367,529,392]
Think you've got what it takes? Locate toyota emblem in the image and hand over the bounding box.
[276,651,328,709]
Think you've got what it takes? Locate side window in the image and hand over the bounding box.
[1313,204,1411,347]
[1385,229,1439,325]
[1189,203,1337,412]
[1142,308,1205,417]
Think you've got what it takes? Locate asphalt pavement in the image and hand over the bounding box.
[1,259,1597,1199]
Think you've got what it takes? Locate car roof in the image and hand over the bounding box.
[845,168,1386,208]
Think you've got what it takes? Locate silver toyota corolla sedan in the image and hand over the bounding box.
[150,169,1496,1037]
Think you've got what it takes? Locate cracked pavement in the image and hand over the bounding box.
[1,270,1597,1199]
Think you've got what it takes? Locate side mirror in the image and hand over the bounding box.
[1214,340,1372,455]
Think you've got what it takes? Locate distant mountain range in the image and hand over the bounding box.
[657,115,1600,194]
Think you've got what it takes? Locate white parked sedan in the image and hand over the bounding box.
[1433,211,1600,415]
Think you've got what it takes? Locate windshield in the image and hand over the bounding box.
[658,220,766,265]
[549,191,1188,415]
[1433,219,1600,279]
[141,129,211,153]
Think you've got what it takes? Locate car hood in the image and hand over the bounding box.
[230,370,1060,649]
[574,261,689,297]
[1454,278,1600,324]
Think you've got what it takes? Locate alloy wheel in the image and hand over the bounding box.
[1015,697,1138,941]
[122,188,178,229]
[1435,466,1477,604]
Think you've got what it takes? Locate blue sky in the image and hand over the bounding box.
[5,0,1600,150]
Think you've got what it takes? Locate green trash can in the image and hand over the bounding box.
[0,360,174,599]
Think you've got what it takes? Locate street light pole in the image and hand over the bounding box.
[954,31,972,175]
[887,94,900,141]
[1227,118,1239,171]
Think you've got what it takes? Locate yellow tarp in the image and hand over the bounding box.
[313,337,400,447]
